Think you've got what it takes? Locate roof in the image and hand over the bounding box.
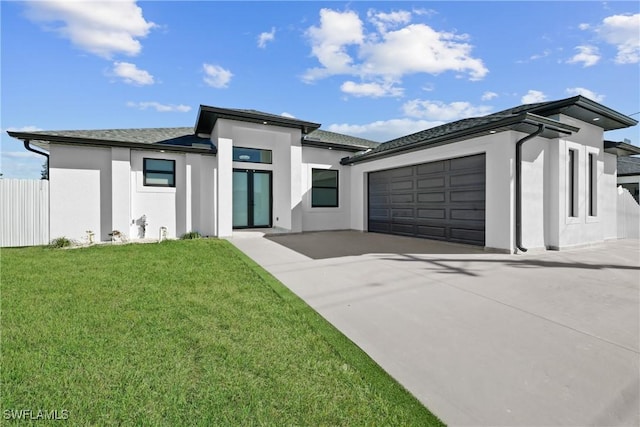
[617,156,640,176]
[7,127,216,154]
[304,129,379,151]
[604,140,640,157]
[342,96,637,165]
[195,105,321,135]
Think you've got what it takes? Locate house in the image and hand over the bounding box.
[8,96,639,253]
[612,147,640,203]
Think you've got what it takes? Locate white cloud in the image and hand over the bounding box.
[24,0,155,58]
[578,23,591,30]
[340,80,403,98]
[567,45,601,67]
[258,27,276,48]
[126,101,191,112]
[521,90,548,104]
[203,64,233,88]
[328,118,443,142]
[402,99,493,121]
[367,9,412,33]
[112,62,154,85]
[2,151,43,159]
[481,91,498,101]
[565,87,605,102]
[597,13,640,64]
[303,8,488,89]
[281,112,296,118]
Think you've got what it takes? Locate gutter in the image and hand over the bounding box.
[22,140,49,179]
[515,124,545,253]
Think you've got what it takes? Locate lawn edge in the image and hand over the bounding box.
[225,240,445,426]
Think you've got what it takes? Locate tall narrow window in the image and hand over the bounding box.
[588,153,597,216]
[568,150,577,217]
[311,169,339,207]
[144,158,175,187]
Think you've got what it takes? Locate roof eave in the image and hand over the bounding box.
[604,141,640,157]
[7,131,217,155]
[341,113,578,165]
[196,105,321,135]
[301,139,369,152]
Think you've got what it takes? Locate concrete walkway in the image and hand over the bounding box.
[229,231,640,426]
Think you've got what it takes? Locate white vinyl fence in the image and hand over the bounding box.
[617,185,640,239]
[0,179,49,247]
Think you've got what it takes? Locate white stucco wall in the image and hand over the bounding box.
[49,144,111,242]
[603,153,618,239]
[301,146,353,231]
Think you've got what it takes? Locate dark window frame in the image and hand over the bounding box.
[143,158,176,188]
[311,168,339,208]
[588,152,597,217]
[568,149,577,217]
[233,146,273,164]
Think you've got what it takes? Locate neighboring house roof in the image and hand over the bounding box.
[604,140,640,157]
[617,156,640,176]
[195,105,321,136]
[8,127,216,155]
[304,129,379,151]
[342,96,637,165]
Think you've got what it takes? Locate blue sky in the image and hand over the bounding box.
[2,1,639,179]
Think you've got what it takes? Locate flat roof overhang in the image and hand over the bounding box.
[195,105,321,136]
[604,140,640,157]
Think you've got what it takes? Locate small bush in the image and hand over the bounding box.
[180,231,202,240]
[49,237,73,249]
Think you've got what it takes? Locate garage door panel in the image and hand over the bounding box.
[417,208,446,219]
[368,153,485,246]
[417,177,445,189]
[391,193,414,204]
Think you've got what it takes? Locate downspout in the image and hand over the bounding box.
[515,124,545,253]
[23,140,49,179]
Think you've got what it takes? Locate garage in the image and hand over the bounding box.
[368,154,485,246]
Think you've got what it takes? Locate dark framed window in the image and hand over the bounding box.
[588,153,597,216]
[233,147,272,164]
[568,149,577,217]
[312,169,338,207]
[143,158,175,187]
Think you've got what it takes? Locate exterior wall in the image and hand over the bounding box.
[603,153,618,239]
[211,119,303,234]
[547,116,607,249]
[348,132,516,252]
[50,144,215,242]
[301,146,353,231]
[50,144,111,241]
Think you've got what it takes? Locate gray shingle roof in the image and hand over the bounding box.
[618,156,640,176]
[24,127,201,145]
[305,129,379,150]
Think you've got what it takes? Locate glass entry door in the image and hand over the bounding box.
[232,169,272,228]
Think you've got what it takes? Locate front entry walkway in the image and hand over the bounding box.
[229,231,640,426]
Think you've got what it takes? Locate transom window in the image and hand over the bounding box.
[311,169,338,208]
[233,147,272,164]
[143,158,175,187]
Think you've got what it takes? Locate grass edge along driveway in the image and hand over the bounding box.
[1,239,443,426]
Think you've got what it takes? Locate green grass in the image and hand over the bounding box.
[1,239,443,426]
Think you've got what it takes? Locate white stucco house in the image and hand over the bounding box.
[8,95,639,253]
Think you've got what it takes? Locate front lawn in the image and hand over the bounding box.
[1,239,443,425]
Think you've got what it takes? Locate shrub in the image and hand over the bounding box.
[49,237,73,249]
[180,231,202,240]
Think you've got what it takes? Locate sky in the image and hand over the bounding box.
[1,1,639,179]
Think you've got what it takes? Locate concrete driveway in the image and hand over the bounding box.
[229,231,640,426]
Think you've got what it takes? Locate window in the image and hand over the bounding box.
[588,153,597,216]
[233,147,272,164]
[568,149,578,217]
[311,169,338,207]
[143,158,175,187]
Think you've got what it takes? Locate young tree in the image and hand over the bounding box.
[40,158,48,180]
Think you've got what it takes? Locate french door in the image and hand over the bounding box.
[232,169,272,228]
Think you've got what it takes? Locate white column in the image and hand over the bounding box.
[111,147,131,239]
[217,137,233,237]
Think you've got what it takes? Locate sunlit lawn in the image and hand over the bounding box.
[1,239,443,425]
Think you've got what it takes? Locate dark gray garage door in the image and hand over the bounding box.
[368,154,485,246]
